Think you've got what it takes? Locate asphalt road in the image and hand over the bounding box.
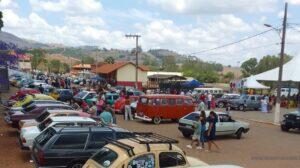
[0,91,300,168]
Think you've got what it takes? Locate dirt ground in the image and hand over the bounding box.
[1,88,300,168]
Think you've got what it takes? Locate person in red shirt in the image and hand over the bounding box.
[81,101,89,113]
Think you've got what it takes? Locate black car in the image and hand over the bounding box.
[31,125,133,168]
[215,94,240,108]
[57,89,73,102]
[281,111,300,132]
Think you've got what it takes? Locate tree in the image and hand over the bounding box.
[29,49,46,70]
[240,58,257,77]
[223,72,235,82]
[61,63,70,73]
[255,54,292,74]
[50,59,61,73]
[0,11,3,31]
[104,56,115,64]
[82,56,95,64]
[162,55,178,71]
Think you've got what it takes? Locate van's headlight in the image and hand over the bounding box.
[297,116,300,120]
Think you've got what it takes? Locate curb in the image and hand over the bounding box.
[234,116,280,126]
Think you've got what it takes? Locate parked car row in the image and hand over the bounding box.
[5,88,227,168]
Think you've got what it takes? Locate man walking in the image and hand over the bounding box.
[207,93,212,110]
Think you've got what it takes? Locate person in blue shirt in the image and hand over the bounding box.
[199,111,206,149]
[207,111,220,152]
[100,107,113,125]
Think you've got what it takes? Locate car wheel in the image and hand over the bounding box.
[69,162,84,168]
[153,116,162,125]
[236,128,244,139]
[281,125,290,132]
[182,132,191,138]
[218,102,225,108]
[238,105,245,111]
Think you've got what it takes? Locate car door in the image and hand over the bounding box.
[45,133,89,167]
[217,114,234,135]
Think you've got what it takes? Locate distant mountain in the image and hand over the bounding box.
[0,31,49,49]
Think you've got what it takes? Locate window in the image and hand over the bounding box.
[67,113,80,117]
[184,99,193,105]
[35,112,50,122]
[128,154,155,168]
[86,93,96,99]
[38,118,52,131]
[51,134,88,149]
[76,91,87,98]
[250,96,255,101]
[219,114,231,122]
[169,99,176,105]
[35,127,56,147]
[116,132,133,139]
[148,99,153,105]
[176,99,183,105]
[159,152,186,167]
[153,99,161,105]
[87,132,113,149]
[140,97,148,104]
[183,113,199,121]
[91,147,118,167]
[161,98,168,105]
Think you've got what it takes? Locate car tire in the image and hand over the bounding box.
[281,125,290,132]
[238,105,245,111]
[69,162,84,168]
[236,128,244,139]
[153,116,162,125]
[182,132,191,138]
[218,102,225,108]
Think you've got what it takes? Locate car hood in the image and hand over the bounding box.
[21,126,40,137]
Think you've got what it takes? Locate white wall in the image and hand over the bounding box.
[117,64,148,84]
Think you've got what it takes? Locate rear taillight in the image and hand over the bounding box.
[38,150,45,166]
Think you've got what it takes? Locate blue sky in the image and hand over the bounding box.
[1,0,300,65]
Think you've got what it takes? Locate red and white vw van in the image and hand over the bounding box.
[136,94,195,124]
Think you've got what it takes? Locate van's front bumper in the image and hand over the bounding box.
[135,114,152,122]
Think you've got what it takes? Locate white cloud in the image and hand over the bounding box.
[29,0,102,15]
[148,0,277,14]
[65,16,106,27]
[0,0,18,8]
[287,0,300,5]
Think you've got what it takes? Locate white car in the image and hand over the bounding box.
[178,111,250,139]
[19,116,96,149]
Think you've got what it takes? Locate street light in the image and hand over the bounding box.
[263,2,288,124]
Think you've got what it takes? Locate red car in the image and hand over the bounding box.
[9,89,40,101]
[114,96,139,114]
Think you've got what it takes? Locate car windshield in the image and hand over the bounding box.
[22,101,34,108]
[91,147,118,167]
[75,91,87,98]
[38,118,52,131]
[35,111,50,123]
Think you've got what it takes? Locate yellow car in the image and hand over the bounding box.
[13,94,55,107]
[83,133,208,168]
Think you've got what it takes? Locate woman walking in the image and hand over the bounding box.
[207,111,220,152]
[199,111,206,149]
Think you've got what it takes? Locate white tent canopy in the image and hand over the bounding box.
[243,76,270,89]
[253,56,300,82]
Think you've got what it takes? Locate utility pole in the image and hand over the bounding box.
[274,2,288,124]
[125,34,141,90]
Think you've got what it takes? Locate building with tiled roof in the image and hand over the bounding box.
[93,61,149,90]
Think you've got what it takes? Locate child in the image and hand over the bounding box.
[199,111,207,149]
[186,115,202,149]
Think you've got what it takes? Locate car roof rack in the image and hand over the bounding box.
[106,132,178,156]
[130,132,178,152]
[105,137,135,157]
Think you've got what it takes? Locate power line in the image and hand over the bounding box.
[188,28,276,55]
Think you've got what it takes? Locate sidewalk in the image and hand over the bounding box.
[230,108,297,125]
